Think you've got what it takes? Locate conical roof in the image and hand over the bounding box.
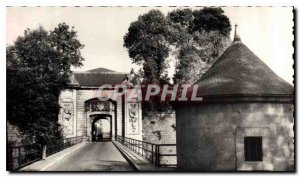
[193,26,293,97]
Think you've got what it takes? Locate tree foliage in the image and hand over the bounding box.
[169,7,231,84]
[7,23,84,144]
[124,10,171,84]
[124,7,232,85]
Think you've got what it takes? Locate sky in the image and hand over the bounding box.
[6,7,294,84]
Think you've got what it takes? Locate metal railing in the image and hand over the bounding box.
[7,136,84,171]
[116,135,177,167]
[47,136,84,156]
[7,143,42,171]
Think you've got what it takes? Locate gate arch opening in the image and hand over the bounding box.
[91,115,112,142]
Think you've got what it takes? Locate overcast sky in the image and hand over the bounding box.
[6,7,294,84]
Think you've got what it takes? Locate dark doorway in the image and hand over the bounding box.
[244,136,263,161]
[91,115,112,142]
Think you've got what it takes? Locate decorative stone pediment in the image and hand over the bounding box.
[84,99,114,113]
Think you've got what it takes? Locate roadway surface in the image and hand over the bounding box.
[46,142,134,171]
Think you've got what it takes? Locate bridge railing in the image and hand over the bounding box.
[7,136,84,171]
[7,143,42,171]
[46,136,84,156]
[116,135,177,168]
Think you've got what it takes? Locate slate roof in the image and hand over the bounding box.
[86,67,115,73]
[193,29,293,97]
[69,68,127,87]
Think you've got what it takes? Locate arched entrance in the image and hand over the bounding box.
[91,115,112,142]
[84,98,117,141]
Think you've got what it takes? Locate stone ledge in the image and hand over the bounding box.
[112,141,176,172]
[20,142,86,171]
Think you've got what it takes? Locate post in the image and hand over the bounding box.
[151,144,154,164]
[42,145,47,160]
[156,145,160,167]
[7,145,12,171]
[134,139,136,152]
[121,94,125,140]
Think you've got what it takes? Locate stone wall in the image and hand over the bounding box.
[143,113,176,144]
[176,102,294,171]
[142,113,177,166]
[7,123,22,146]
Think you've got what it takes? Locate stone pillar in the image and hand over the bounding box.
[42,145,47,160]
[124,99,143,141]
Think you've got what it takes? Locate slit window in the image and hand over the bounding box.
[244,136,263,161]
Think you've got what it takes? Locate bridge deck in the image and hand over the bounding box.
[22,142,134,171]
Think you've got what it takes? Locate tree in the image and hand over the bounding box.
[7,23,84,144]
[124,10,171,84]
[192,8,231,36]
[124,7,231,115]
[172,31,231,84]
[124,7,231,85]
[169,7,231,84]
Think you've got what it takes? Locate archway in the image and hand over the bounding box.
[91,115,112,142]
[84,98,117,141]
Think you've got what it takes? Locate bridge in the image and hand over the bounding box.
[7,136,177,171]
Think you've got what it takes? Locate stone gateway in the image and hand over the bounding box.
[58,68,143,142]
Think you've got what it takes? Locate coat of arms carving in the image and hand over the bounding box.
[127,103,139,134]
[62,102,74,135]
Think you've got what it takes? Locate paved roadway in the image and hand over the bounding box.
[46,142,134,171]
